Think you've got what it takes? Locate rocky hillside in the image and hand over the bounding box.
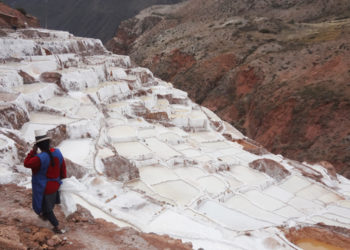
[0,2,39,29]
[107,0,350,177]
[3,0,183,42]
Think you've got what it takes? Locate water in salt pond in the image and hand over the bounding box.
[296,238,344,250]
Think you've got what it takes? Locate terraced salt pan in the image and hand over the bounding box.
[320,212,350,225]
[224,195,285,224]
[243,190,285,211]
[107,101,132,116]
[144,138,181,160]
[59,139,95,167]
[139,165,178,185]
[196,176,227,196]
[113,141,153,160]
[71,194,131,228]
[287,197,322,214]
[126,180,155,196]
[317,192,343,204]
[218,172,243,189]
[274,205,304,218]
[230,165,269,185]
[187,110,208,128]
[296,183,330,200]
[180,148,202,158]
[278,175,312,193]
[152,180,199,206]
[173,167,206,182]
[45,96,80,113]
[108,125,138,142]
[158,132,185,145]
[310,215,350,229]
[263,186,294,203]
[29,112,77,125]
[75,105,100,119]
[189,131,225,143]
[197,200,272,230]
[14,83,53,94]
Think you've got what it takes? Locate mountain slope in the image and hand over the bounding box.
[107,0,350,176]
[3,0,183,42]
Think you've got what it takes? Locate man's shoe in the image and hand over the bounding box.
[52,226,64,234]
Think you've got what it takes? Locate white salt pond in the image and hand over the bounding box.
[224,195,285,224]
[108,125,138,142]
[152,180,199,206]
[76,105,99,119]
[279,175,312,193]
[144,138,181,160]
[197,200,272,230]
[173,167,206,182]
[14,83,52,94]
[59,139,95,167]
[230,165,268,185]
[196,175,227,196]
[71,194,132,228]
[296,183,329,200]
[45,96,79,112]
[113,141,153,160]
[274,205,304,218]
[29,112,77,125]
[243,190,285,211]
[139,165,179,185]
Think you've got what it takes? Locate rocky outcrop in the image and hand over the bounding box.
[108,0,350,176]
[0,2,39,29]
[103,154,140,182]
[0,102,29,130]
[249,158,290,181]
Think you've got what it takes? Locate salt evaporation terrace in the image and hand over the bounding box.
[1,28,350,250]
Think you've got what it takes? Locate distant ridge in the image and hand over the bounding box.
[3,0,183,42]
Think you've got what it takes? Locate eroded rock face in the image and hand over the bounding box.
[103,155,139,182]
[0,2,40,29]
[18,70,36,84]
[108,0,350,175]
[249,158,290,181]
[0,103,29,130]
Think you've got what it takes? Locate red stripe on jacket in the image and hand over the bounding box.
[24,148,67,194]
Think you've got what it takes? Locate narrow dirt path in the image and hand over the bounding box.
[0,184,192,250]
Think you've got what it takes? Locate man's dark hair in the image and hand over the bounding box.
[36,139,54,166]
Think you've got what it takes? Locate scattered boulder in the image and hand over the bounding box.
[249,158,290,181]
[47,124,68,147]
[0,103,29,130]
[103,154,139,182]
[18,70,36,84]
[40,72,62,83]
[318,161,337,179]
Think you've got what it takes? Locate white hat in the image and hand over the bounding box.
[34,130,50,143]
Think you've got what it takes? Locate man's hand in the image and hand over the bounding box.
[33,144,38,153]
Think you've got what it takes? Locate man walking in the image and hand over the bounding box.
[24,130,67,233]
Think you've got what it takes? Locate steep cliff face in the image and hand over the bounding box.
[3,0,183,42]
[107,0,350,176]
[0,2,39,29]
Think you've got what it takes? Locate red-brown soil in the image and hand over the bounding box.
[0,2,39,29]
[283,224,350,249]
[107,0,350,177]
[0,184,192,250]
